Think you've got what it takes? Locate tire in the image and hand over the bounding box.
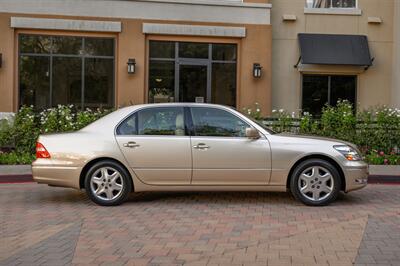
[84,160,132,206]
[290,159,341,206]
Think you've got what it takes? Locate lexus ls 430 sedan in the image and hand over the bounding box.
[32,103,368,206]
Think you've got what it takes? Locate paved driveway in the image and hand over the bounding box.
[0,184,399,266]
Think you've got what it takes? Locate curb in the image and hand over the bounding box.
[368,175,400,184]
[0,174,34,183]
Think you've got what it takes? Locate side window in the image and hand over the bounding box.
[138,107,185,136]
[191,107,248,137]
[116,113,137,135]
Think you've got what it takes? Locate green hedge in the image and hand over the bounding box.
[0,105,112,164]
[1,102,400,165]
[246,101,400,165]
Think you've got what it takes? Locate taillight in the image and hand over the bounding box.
[36,142,51,159]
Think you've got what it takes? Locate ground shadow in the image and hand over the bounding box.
[17,183,371,207]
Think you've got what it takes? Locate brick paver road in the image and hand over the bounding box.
[0,184,399,266]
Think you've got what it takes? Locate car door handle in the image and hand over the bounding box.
[193,143,210,150]
[123,141,140,148]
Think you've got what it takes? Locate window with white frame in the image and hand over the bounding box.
[306,0,357,8]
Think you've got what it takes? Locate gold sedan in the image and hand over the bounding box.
[32,103,368,206]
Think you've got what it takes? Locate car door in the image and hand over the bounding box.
[189,107,271,185]
[115,106,192,185]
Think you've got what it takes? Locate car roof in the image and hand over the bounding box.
[120,103,235,112]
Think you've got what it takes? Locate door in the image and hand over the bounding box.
[178,63,208,103]
[189,107,271,185]
[115,106,192,185]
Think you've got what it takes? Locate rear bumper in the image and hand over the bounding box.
[344,163,369,192]
[32,160,82,189]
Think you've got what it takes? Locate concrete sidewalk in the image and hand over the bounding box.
[0,165,31,175]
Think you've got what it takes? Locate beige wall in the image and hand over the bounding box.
[0,13,15,112]
[271,0,396,113]
[0,13,272,115]
[393,0,400,108]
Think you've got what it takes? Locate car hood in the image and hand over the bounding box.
[276,133,357,148]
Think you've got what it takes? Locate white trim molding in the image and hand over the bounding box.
[10,17,122,32]
[143,23,246,38]
[304,8,362,16]
[368,17,383,24]
[133,0,272,9]
[282,14,297,21]
[1,0,271,25]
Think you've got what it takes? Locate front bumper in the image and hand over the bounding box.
[344,163,369,192]
[32,159,82,189]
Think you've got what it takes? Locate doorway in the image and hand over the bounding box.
[148,41,237,106]
[178,61,209,103]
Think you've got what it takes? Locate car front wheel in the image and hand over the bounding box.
[290,159,341,206]
[84,160,132,206]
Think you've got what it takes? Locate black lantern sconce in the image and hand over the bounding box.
[0,53,2,68]
[253,63,262,78]
[127,58,136,74]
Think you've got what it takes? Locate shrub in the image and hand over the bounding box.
[320,100,356,143]
[12,106,40,154]
[270,109,296,133]
[242,101,400,165]
[0,105,112,164]
[0,151,35,165]
[299,112,319,135]
[0,116,14,149]
[242,102,262,120]
[364,150,400,165]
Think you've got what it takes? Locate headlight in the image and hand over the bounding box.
[334,145,362,161]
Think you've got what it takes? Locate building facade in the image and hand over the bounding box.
[0,0,399,117]
[271,0,400,114]
[0,0,272,115]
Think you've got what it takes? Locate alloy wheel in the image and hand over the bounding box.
[297,166,334,202]
[89,167,124,201]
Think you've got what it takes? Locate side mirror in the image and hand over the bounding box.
[245,127,260,139]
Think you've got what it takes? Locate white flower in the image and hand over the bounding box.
[279,109,284,113]
[272,109,277,113]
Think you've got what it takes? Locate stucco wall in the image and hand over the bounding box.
[392,0,400,108]
[0,13,272,115]
[271,0,395,112]
[0,13,15,112]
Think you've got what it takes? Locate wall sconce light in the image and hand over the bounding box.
[253,63,262,78]
[0,53,2,68]
[127,58,136,74]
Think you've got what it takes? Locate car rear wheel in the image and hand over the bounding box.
[85,160,131,206]
[290,159,341,206]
